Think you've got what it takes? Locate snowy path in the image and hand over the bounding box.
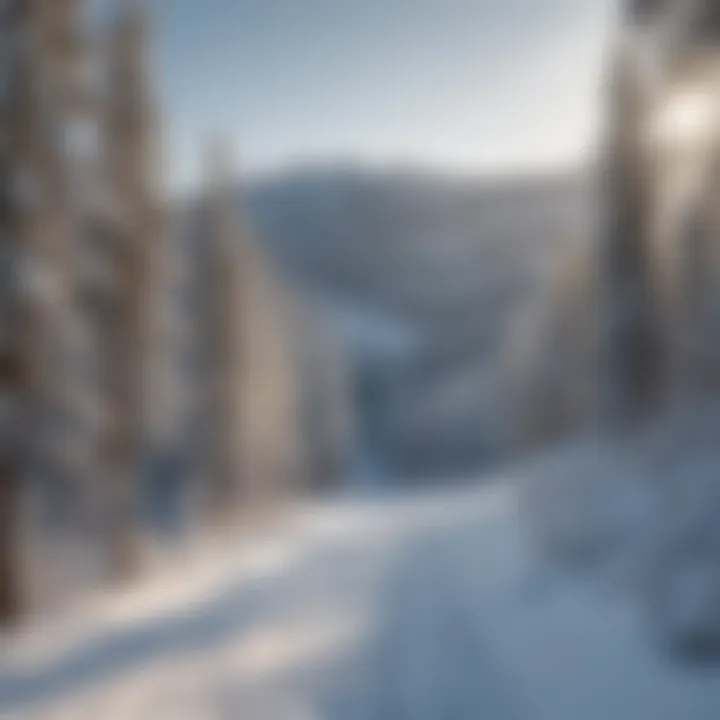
[2,482,720,719]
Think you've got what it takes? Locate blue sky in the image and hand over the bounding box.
[143,0,615,189]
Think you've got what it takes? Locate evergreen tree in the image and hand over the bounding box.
[597,47,661,433]
[197,143,243,528]
[100,0,165,577]
[0,0,87,620]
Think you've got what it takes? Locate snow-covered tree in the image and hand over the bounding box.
[196,144,302,528]
[99,0,166,577]
[0,0,90,620]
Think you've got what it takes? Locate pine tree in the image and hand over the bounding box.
[0,0,30,623]
[197,143,243,529]
[0,0,87,621]
[197,143,307,529]
[100,0,165,577]
[597,48,661,433]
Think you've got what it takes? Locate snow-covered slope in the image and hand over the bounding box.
[3,480,720,719]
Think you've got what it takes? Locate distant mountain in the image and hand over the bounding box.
[244,166,592,479]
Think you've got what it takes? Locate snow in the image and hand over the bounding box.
[2,481,720,719]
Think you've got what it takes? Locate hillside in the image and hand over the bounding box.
[246,167,593,477]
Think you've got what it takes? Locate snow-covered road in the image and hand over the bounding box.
[2,482,720,719]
